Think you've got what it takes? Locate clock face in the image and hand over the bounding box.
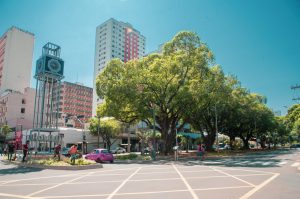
[48,59,61,73]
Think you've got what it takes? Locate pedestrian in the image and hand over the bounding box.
[53,144,61,161]
[7,141,15,161]
[3,145,7,156]
[22,140,30,162]
[197,143,205,161]
[68,144,78,165]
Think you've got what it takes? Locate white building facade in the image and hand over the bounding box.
[93,18,146,115]
[0,26,34,94]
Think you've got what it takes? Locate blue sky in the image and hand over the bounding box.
[0,0,299,115]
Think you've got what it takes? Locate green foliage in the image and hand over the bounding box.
[115,153,138,160]
[1,125,12,136]
[29,158,95,166]
[94,30,281,153]
[89,117,122,150]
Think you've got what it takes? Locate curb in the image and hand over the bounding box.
[1,160,103,170]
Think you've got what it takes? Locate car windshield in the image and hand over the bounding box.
[101,149,109,154]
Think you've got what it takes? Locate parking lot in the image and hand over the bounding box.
[0,161,279,199]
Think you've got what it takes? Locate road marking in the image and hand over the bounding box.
[291,162,300,167]
[34,186,254,198]
[172,163,199,199]
[0,192,38,199]
[0,173,82,185]
[26,172,94,197]
[220,167,276,175]
[106,167,142,199]
[1,166,139,185]
[211,167,255,187]
[239,173,280,199]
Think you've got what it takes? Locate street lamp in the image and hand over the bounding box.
[151,103,156,160]
[97,115,100,148]
[68,115,86,153]
[215,104,219,153]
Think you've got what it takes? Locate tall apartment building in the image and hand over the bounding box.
[0,26,34,94]
[93,18,146,115]
[54,81,93,128]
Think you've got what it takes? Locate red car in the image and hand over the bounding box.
[85,148,114,163]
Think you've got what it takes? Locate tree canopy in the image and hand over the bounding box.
[95,31,289,153]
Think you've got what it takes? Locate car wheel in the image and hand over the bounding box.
[110,160,114,163]
[96,158,102,163]
[122,151,125,153]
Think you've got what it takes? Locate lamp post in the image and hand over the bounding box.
[151,104,156,160]
[97,115,100,148]
[215,103,219,153]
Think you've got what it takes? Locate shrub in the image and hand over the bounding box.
[116,153,138,160]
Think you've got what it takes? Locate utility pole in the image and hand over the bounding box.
[97,115,100,148]
[291,84,300,101]
[215,104,219,153]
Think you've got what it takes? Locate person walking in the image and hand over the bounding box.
[54,144,61,161]
[68,144,78,165]
[22,140,29,162]
[197,143,205,161]
[7,141,15,161]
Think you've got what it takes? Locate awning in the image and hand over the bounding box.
[177,132,201,139]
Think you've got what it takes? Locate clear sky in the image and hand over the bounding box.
[0,0,299,115]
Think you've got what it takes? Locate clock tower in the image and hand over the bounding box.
[30,43,65,152]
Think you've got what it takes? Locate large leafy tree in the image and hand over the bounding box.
[187,66,236,150]
[96,31,214,154]
[285,104,300,141]
[89,117,122,151]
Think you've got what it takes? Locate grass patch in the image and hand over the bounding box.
[27,158,95,166]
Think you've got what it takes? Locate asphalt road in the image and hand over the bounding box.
[0,148,299,199]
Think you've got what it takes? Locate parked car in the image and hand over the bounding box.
[85,148,114,163]
[110,147,126,154]
[143,147,150,154]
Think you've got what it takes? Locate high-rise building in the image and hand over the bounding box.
[54,81,93,128]
[93,18,146,115]
[0,26,34,94]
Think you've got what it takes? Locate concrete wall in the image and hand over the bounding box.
[0,27,34,93]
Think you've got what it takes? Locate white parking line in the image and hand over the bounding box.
[0,192,38,199]
[211,167,255,187]
[239,173,280,199]
[106,167,142,199]
[172,164,199,199]
[26,172,94,197]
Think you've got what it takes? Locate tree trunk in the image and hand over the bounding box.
[229,136,235,150]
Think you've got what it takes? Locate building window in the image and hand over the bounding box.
[21,99,26,104]
[21,108,25,114]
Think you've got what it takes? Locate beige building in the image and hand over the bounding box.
[0,26,34,94]
[0,87,35,130]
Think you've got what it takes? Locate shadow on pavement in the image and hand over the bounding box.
[0,166,43,175]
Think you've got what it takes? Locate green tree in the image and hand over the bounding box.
[285,104,300,142]
[89,117,122,151]
[0,125,12,141]
[96,31,214,155]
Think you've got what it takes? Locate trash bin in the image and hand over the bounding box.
[173,146,179,161]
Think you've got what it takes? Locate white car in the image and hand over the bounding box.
[111,147,126,154]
